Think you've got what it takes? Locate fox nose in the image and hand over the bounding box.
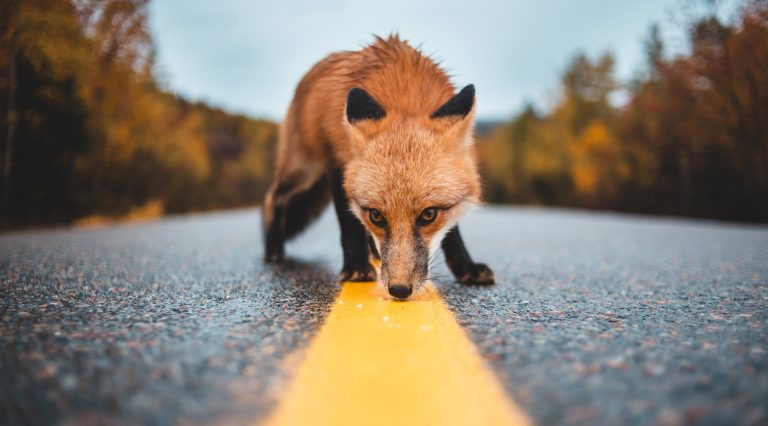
[388,284,412,299]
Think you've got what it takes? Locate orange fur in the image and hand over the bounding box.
[275,35,475,173]
[265,35,485,296]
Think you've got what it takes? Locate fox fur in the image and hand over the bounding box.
[263,35,494,299]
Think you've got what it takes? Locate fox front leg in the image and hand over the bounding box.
[441,225,495,285]
[329,168,377,282]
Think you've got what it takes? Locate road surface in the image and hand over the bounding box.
[1,207,766,425]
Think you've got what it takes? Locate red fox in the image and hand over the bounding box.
[263,35,494,299]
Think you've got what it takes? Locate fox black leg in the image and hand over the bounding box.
[263,177,294,262]
[263,170,331,262]
[441,225,495,285]
[264,204,286,262]
[329,168,377,282]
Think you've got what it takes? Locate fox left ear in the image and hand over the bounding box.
[431,84,475,120]
[346,88,386,124]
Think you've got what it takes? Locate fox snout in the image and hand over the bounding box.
[382,268,424,300]
[379,233,429,300]
[387,283,413,299]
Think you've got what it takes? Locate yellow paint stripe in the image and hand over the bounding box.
[266,281,530,426]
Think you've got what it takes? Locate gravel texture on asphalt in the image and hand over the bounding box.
[1,207,767,425]
[439,208,768,426]
[0,210,339,425]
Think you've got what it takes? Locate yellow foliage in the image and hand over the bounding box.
[239,121,278,180]
[73,199,164,229]
[569,120,624,201]
[579,121,612,151]
[155,106,212,181]
[572,166,599,197]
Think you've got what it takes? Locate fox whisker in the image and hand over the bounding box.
[426,275,451,281]
[428,246,444,267]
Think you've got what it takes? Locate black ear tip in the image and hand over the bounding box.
[346,87,386,123]
[431,84,476,119]
[347,87,366,102]
[346,88,368,112]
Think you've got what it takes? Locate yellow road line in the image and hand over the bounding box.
[266,281,530,426]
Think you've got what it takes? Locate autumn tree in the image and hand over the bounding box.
[482,0,767,222]
[1,0,277,228]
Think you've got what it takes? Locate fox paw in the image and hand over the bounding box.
[338,263,377,282]
[264,251,285,263]
[456,262,495,285]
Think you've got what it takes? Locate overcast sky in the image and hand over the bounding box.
[148,0,730,121]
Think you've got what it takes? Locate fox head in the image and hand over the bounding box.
[342,85,480,299]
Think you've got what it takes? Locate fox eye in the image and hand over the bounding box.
[368,209,386,227]
[417,207,438,226]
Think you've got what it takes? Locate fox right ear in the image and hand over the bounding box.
[431,84,475,120]
[346,88,386,124]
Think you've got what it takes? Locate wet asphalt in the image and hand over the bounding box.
[1,207,767,425]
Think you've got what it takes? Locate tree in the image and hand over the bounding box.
[2,0,21,213]
[0,0,278,228]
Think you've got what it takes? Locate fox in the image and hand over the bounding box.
[262,35,495,299]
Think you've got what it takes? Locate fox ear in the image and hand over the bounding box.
[346,88,386,124]
[431,84,475,120]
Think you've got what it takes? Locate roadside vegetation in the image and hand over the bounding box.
[481,1,768,222]
[0,0,276,228]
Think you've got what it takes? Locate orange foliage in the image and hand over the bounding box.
[1,0,277,228]
[481,0,767,221]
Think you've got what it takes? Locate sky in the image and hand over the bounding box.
[148,0,728,121]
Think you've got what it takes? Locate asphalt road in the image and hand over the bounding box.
[1,207,767,425]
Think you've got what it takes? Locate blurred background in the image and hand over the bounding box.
[0,0,766,229]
